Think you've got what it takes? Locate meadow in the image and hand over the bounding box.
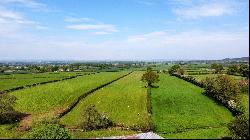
[60,71,149,129]
[10,71,128,120]
[0,72,84,92]
[151,74,234,139]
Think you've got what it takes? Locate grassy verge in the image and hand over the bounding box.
[151,74,233,138]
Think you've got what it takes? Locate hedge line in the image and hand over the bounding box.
[170,73,243,116]
[0,73,95,94]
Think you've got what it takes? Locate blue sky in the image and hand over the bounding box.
[0,0,249,60]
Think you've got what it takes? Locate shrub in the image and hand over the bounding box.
[26,123,70,139]
[228,115,249,139]
[79,105,113,131]
[201,75,241,114]
[0,94,23,124]
[238,79,249,94]
[168,65,180,75]
[141,67,159,87]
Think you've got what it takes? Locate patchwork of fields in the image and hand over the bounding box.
[0,70,248,139]
[10,72,128,119]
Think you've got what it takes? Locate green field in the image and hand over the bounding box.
[10,72,128,118]
[60,71,149,129]
[151,74,233,139]
[0,72,84,91]
[188,74,245,82]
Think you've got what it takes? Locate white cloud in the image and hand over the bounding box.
[64,17,92,22]
[0,0,48,11]
[0,29,248,60]
[92,31,111,35]
[173,3,235,19]
[171,0,241,19]
[0,7,23,20]
[66,24,118,34]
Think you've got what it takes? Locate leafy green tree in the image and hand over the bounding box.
[177,68,185,75]
[227,65,239,75]
[168,65,180,75]
[142,67,159,87]
[211,63,224,73]
[239,64,249,78]
[201,75,240,105]
[228,114,249,139]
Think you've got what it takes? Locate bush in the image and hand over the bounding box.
[228,115,249,139]
[0,94,23,124]
[26,124,70,139]
[201,75,242,114]
[80,105,113,131]
[238,79,249,94]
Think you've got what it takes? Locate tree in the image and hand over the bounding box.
[239,64,249,78]
[168,65,180,75]
[211,63,224,73]
[177,68,185,75]
[227,65,239,75]
[141,67,159,87]
[228,114,249,139]
[201,75,240,105]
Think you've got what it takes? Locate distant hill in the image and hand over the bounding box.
[222,57,249,62]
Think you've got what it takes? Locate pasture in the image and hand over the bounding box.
[0,72,84,92]
[151,74,233,139]
[10,72,128,119]
[60,71,149,129]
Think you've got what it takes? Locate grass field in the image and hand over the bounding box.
[189,74,245,82]
[60,71,149,129]
[10,72,128,117]
[239,94,249,115]
[0,72,84,91]
[151,74,233,139]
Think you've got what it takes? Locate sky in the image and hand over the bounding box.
[0,0,249,61]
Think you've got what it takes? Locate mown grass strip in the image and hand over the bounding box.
[58,71,132,118]
[0,72,86,93]
[10,72,128,115]
[151,74,233,138]
[60,71,149,131]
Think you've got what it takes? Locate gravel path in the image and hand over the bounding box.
[97,132,164,139]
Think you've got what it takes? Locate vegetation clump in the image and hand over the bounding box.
[228,114,249,139]
[211,63,224,74]
[26,123,70,139]
[80,105,113,131]
[0,94,23,124]
[168,65,180,75]
[141,67,159,87]
[201,75,242,114]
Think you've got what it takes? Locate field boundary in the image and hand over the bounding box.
[57,71,133,119]
[146,87,154,131]
[0,73,95,94]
